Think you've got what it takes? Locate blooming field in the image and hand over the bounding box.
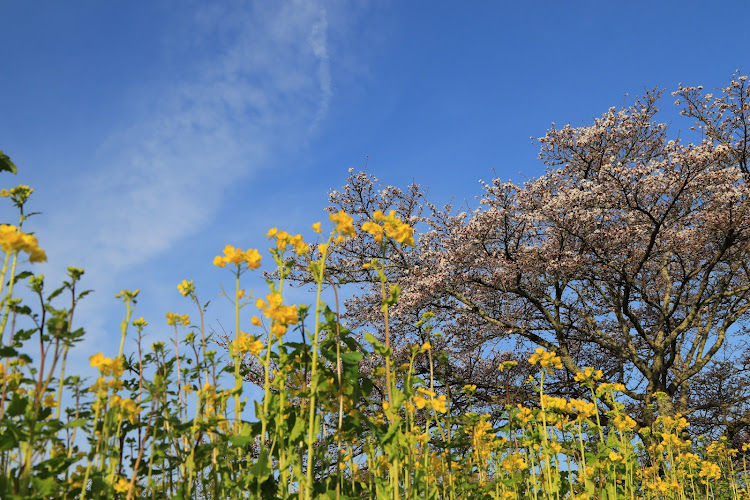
[1,167,750,499]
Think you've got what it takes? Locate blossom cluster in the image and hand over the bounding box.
[166,312,190,326]
[361,210,415,246]
[412,386,448,413]
[266,228,310,255]
[528,347,562,373]
[212,245,262,269]
[329,210,356,238]
[177,279,195,297]
[256,291,298,338]
[89,353,124,378]
[0,224,46,262]
[234,331,263,356]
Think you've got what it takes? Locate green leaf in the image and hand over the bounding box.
[12,271,32,284]
[0,346,18,357]
[250,449,272,479]
[364,332,391,356]
[0,426,19,450]
[228,435,254,446]
[288,412,307,443]
[381,284,401,309]
[46,286,65,302]
[6,394,28,417]
[340,351,364,365]
[0,150,17,174]
[31,476,56,496]
[65,418,88,429]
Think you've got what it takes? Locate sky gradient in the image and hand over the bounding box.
[1,1,749,367]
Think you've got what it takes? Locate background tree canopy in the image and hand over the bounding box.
[318,73,750,444]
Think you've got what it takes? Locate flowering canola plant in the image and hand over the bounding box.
[0,159,749,500]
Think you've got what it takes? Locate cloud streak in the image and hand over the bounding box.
[32,1,346,350]
[44,3,332,266]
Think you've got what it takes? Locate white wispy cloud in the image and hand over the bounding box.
[31,1,352,355]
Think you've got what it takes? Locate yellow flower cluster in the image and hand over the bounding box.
[361,210,415,246]
[515,405,534,426]
[110,395,141,424]
[329,210,356,238]
[0,224,46,262]
[89,353,124,377]
[256,292,298,338]
[132,317,148,328]
[166,312,190,326]
[412,387,448,413]
[643,476,681,495]
[699,461,722,483]
[595,382,626,397]
[466,414,495,465]
[198,382,231,433]
[213,245,262,269]
[41,393,58,408]
[1,185,33,204]
[611,413,636,431]
[88,376,123,396]
[266,228,310,255]
[113,478,130,494]
[234,331,263,356]
[528,347,562,373]
[500,452,527,473]
[177,279,195,297]
[573,366,603,383]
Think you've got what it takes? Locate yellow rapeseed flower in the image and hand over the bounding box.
[166,312,189,326]
[312,222,322,233]
[90,354,124,377]
[113,478,130,494]
[132,317,148,328]
[329,210,356,238]
[0,224,46,262]
[270,323,287,339]
[89,353,106,370]
[413,393,427,410]
[529,347,562,373]
[213,245,262,269]
[433,394,448,413]
[235,332,264,356]
[289,234,309,255]
[574,366,604,383]
[362,211,415,246]
[177,279,194,297]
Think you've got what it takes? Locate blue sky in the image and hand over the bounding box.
[1,0,748,368]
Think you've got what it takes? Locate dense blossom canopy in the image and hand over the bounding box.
[321,73,750,442]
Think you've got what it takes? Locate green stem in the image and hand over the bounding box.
[305,241,330,499]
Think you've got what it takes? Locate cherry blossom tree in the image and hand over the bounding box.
[321,74,750,439]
